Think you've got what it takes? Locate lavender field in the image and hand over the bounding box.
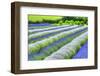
[28,15,88,61]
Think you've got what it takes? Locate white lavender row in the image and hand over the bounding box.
[28,26,87,54]
[45,32,88,60]
[28,25,78,39]
[28,25,71,33]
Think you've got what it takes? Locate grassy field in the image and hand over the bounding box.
[28,15,88,26]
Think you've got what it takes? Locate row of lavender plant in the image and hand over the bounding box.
[28,26,79,43]
[45,32,88,60]
[28,28,87,60]
[28,26,87,56]
[28,25,71,33]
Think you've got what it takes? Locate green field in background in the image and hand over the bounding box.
[28,15,88,26]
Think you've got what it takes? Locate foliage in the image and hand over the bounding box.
[28,15,62,24]
[28,15,88,26]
